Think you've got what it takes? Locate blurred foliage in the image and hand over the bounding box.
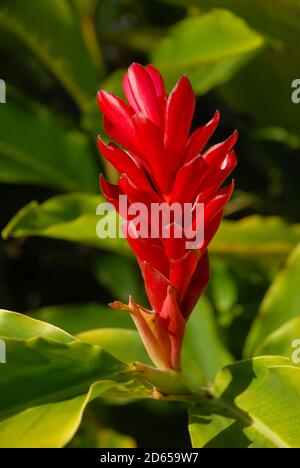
[1,0,300,448]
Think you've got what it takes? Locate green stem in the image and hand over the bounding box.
[132,362,210,400]
[80,13,107,77]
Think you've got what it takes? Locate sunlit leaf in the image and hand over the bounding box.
[189,356,300,448]
[0,310,131,420]
[244,244,300,357]
[28,303,133,335]
[2,192,126,252]
[254,316,300,359]
[77,328,151,365]
[152,9,264,93]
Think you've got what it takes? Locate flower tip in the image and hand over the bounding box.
[97,136,108,155]
[232,129,239,144]
[178,75,192,86]
[128,62,143,74]
[215,110,220,121]
[99,173,111,194]
[97,90,108,109]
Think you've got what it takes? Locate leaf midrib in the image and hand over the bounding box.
[0,142,81,190]
[0,10,90,111]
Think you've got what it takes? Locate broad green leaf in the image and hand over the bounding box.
[211,216,300,258]
[190,0,300,47]
[0,381,113,448]
[152,9,264,93]
[0,103,98,191]
[183,297,233,385]
[77,328,152,365]
[254,316,300,359]
[0,310,200,418]
[0,336,130,420]
[244,244,300,357]
[2,192,127,252]
[28,303,133,335]
[162,1,300,132]
[197,1,300,132]
[0,309,75,343]
[189,356,300,448]
[0,310,131,420]
[0,0,98,110]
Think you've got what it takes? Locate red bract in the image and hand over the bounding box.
[97,63,237,371]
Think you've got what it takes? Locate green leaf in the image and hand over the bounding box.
[199,1,300,132]
[189,356,300,448]
[0,381,113,448]
[254,316,300,359]
[0,0,98,110]
[28,303,133,335]
[162,1,300,132]
[244,244,300,357]
[182,297,233,385]
[2,192,127,253]
[0,103,98,191]
[191,0,300,47]
[151,9,264,94]
[211,216,300,258]
[0,310,131,420]
[0,309,75,343]
[77,328,152,365]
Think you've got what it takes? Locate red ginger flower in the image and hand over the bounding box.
[97,63,237,371]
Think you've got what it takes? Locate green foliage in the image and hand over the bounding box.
[2,192,126,252]
[0,0,98,109]
[0,104,98,191]
[152,9,264,93]
[28,303,133,335]
[245,244,300,357]
[189,356,300,448]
